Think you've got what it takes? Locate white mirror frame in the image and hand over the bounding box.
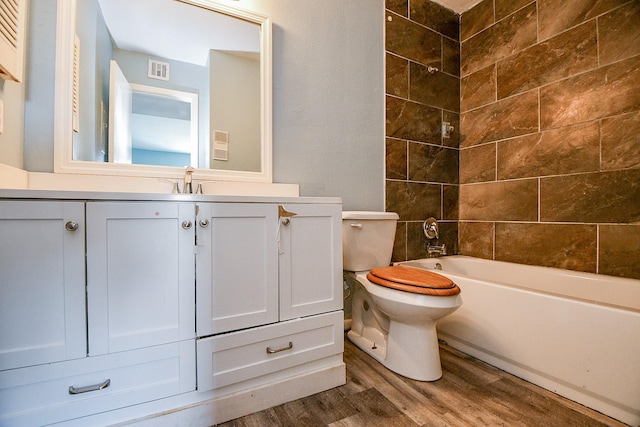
[54,0,273,182]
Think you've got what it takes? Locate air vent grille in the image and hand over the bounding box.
[72,34,80,132]
[148,59,170,81]
[0,0,19,49]
[0,0,25,82]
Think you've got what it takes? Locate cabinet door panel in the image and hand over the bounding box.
[86,202,195,355]
[196,203,278,336]
[279,204,342,320]
[0,201,86,370]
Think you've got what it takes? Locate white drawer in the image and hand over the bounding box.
[0,341,195,427]
[197,311,343,392]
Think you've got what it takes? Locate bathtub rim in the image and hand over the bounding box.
[397,256,640,314]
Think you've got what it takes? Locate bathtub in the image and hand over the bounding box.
[399,256,640,426]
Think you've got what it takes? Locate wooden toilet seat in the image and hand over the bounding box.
[366,266,461,296]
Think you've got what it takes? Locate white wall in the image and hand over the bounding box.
[15,0,385,211]
[0,79,24,169]
[210,50,261,173]
[253,1,386,210]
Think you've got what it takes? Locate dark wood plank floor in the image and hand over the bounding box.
[216,336,627,426]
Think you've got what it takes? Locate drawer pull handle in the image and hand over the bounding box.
[266,341,293,354]
[69,379,111,395]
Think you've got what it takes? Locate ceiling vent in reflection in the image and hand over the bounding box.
[148,59,169,81]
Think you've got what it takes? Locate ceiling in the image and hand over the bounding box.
[98,0,260,66]
[433,0,484,13]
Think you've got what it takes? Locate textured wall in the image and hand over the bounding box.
[385,0,461,262]
[458,0,640,279]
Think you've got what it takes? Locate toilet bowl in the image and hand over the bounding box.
[342,211,462,381]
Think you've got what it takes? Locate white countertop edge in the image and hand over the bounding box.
[0,188,342,204]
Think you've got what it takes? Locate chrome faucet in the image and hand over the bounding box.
[183,166,195,194]
[423,217,446,257]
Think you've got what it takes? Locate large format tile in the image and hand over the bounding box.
[386,0,408,17]
[443,184,459,220]
[461,64,496,112]
[540,169,640,223]
[408,143,459,184]
[386,11,441,67]
[495,223,597,272]
[538,0,627,41]
[461,3,537,77]
[386,138,407,180]
[386,96,442,143]
[459,179,538,221]
[600,225,640,280]
[540,55,640,130]
[461,91,538,147]
[459,143,496,184]
[410,0,460,41]
[386,180,441,221]
[497,122,600,180]
[460,0,493,41]
[443,36,461,77]
[496,21,598,99]
[459,221,494,259]
[598,1,640,66]
[601,111,640,171]
[386,53,409,98]
[409,62,460,112]
[495,0,535,20]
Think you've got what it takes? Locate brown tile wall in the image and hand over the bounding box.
[459,0,640,279]
[385,0,460,262]
[383,0,640,279]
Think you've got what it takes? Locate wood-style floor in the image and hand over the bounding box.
[216,336,627,427]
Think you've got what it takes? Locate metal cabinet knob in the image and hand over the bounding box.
[199,219,209,228]
[181,220,193,230]
[65,221,79,231]
[281,218,290,226]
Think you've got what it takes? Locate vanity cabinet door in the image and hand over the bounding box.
[0,201,86,371]
[196,203,279,336]
[278,203,342,321]
[86,202,195,355]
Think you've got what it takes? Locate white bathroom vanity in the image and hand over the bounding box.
[0,190,345,426]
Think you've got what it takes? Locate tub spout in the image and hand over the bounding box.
[427,243,446,257]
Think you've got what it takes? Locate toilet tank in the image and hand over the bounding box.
[342,211,399,271]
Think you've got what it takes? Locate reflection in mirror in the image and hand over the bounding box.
[55,0,272,182]
[128,84,198,168]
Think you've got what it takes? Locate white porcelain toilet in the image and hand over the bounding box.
[342,211,462,381]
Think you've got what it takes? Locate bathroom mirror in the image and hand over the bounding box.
[54,0,272,182]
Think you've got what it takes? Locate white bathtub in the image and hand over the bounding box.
[399,256,640,426]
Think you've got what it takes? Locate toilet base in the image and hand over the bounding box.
[347,319,443,381]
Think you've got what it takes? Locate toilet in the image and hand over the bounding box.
[342,211,462,381]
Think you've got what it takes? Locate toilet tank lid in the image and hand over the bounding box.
[342,211,399,220]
